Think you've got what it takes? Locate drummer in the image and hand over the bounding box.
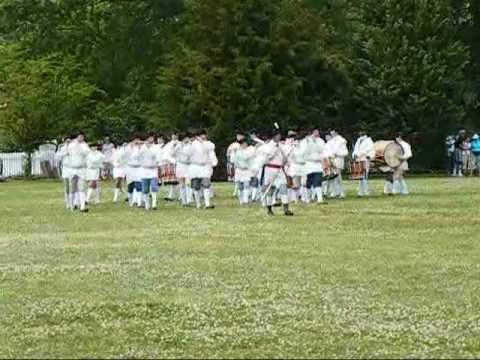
[392,133,413,195]
[352,130,375,197]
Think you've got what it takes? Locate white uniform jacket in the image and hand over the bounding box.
[304,136,326,175]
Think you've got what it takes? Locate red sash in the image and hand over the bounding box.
[265,164,282,169]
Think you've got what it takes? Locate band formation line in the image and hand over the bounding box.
[55,126,413,216]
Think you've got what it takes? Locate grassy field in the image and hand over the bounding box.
[1,178,480,358]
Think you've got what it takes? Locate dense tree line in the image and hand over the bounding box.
[0,0,478,169]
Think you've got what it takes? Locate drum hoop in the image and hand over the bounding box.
[384,142,403,168]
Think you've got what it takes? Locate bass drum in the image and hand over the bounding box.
[373,141,403,169]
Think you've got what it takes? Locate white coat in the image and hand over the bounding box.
[353,136,375,162]
[329,135,348,170]
[227,142,241,163]
[286,140,307,177]
[260,141,289,187]
[86,150,105,181]
[233,146,256,183]
[112,146,128,179]
[173,141,191,179]
[304,136,326,175]
[125,144,143,183]
[140,143,161,179]
[397,140,413,171]
[56,143,73,180]
[67,140,90,178]
[189,139,217,179]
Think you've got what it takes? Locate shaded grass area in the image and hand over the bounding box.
[1,178,480,358]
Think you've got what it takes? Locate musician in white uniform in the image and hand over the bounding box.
[86,144,106,204]
[392,134,413,195]
[248,131,267,203]
[67,132,90,212]
[55,136,73,210]
[232,136,256,205]
[101,137,115,179]
[112,143,128,203]
[257,129,293,216]
[352,131,375,197]
[304,128,327,204]
[328,129,349,199]
[188,130,218,209]
[285,131,307,203]
[227,132,245,196]
[162,133,179,202]
[139,133,161,210]
[323,134,336,198]
[125,135,144,207]
[173,132,193,207]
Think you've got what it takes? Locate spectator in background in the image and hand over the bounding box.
[101,137,115,179]
[470,134,480,176]
[453,129,467,177]
[445,135,455,176]
[462,136,474,176]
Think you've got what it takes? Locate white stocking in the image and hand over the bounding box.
[204,188,211,208]
[194,190,202,208]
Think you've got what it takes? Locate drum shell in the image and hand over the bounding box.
[350,161,366,180]
[160,164,178,184]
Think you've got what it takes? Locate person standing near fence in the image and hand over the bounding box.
[67,132,90,212]
[445,135,456,176]
[453,129,467,177]
[462,136,474,176]
[470,134,480,176]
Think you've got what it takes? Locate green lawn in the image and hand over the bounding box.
[1,178,480,358]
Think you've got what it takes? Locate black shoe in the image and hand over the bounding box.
[74,205,79,210]
[152,207,158,211]
[205,205,215,210]
[273,202,282,207]
[283,204,293,216]
[267,206,275,216]
[80,208,89,213]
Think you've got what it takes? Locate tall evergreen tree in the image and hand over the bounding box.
[350,0,469,168]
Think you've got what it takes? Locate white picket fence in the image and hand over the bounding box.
[0,148,61,178]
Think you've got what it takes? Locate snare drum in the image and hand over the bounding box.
[350,161,366,180]
[160,163,178,185]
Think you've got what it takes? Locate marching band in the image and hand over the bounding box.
[55,127,413,215]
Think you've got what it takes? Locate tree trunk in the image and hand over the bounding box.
[24,152,32,178]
